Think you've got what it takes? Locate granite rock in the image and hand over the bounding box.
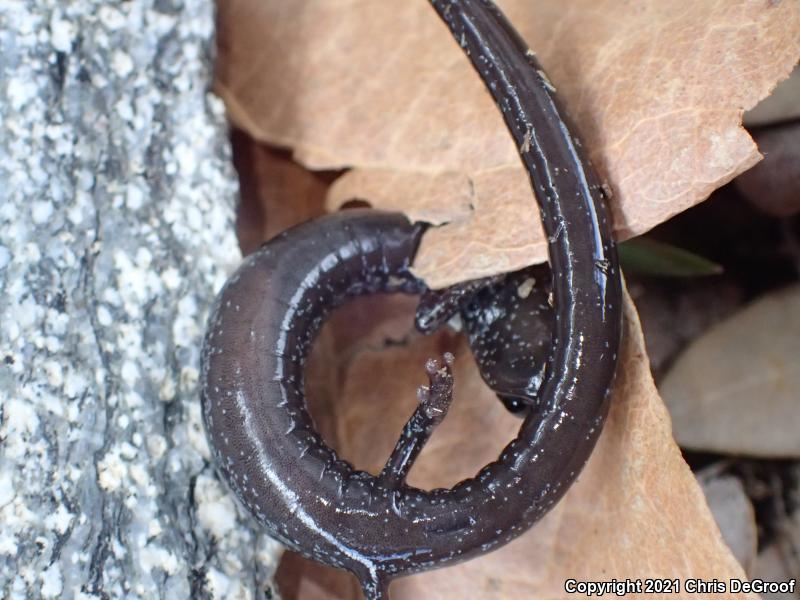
[0,1,282,598]
[661,285,800,458]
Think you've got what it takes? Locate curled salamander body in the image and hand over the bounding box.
[200,1,622,598]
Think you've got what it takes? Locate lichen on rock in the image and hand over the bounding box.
[0,1,281,598]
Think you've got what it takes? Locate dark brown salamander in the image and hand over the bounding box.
[200,1,622,598]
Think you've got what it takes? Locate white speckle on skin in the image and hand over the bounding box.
[66,203,84,226]
[186,206,203,231]
[177,294,197,316]
[516,277,536,299]
[115,98,134,122]
[66,402,80,423]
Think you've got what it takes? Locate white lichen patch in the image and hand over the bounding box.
[39,564,62,598]
[138,544,179,576]
[43,504,74,535]
[110,51,134,78]
[0,531,18,556]
[97,448,129,492]
[195,474,237,539]
[205,566,253,600]
[49,14,75,52]
[145,434,167,460]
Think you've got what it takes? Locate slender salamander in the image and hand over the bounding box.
[200,1,622,597]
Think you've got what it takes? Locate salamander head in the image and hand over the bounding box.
[414,264,554,416]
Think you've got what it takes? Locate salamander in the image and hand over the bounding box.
[200,1,622,598]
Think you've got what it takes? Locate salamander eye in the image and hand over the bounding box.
[499,395,531,416]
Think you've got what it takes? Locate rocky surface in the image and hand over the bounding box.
[661,284,800,458]
[697,472,757,576]
[0,1,282,598]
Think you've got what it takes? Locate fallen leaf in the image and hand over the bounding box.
[660,284,800,458]
[231,131,334,255]
[277,550,363,600]
[327,169,475,227]
[216,0,800,286]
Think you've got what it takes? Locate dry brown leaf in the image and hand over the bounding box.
[231,131,333,255]
[216,0,800,287]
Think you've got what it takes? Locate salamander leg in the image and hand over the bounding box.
[414,277,502,333]
[379,353,455,488]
